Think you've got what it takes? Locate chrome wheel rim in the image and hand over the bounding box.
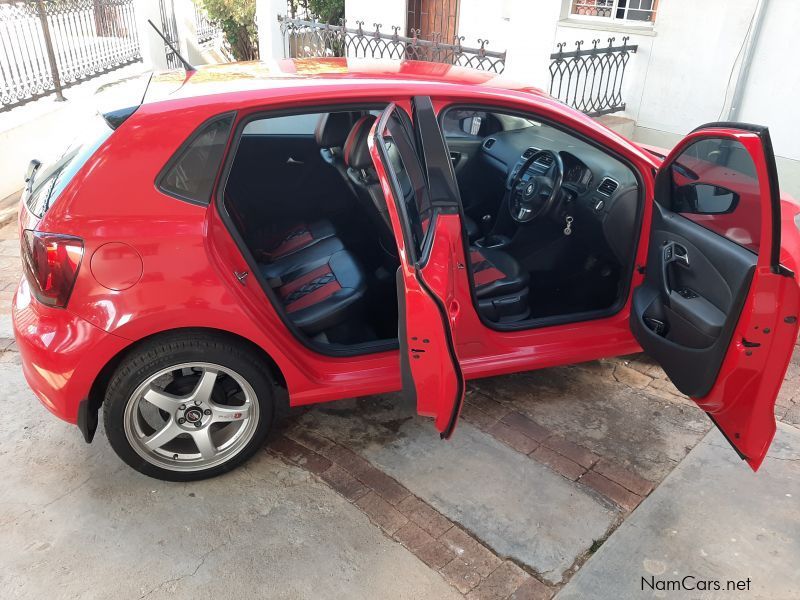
[124,362,259,472]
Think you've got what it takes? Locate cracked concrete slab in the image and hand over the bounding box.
[298,395,619,584]
[0,359,461,600]
[556,423,800,600]
[471,361,711,482]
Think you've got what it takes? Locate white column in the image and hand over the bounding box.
[174,0,206,65]
[134,0,170,69]
[256,0,287,61]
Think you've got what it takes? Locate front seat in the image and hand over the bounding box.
[469,247,530,322]
[315,111,361,187]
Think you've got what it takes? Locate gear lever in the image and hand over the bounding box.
[480,214,493,240]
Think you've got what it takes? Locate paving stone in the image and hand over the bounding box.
[396,495,453,538]
[415,540,458,570]
[501,411,552,442]
[467,393,510,420]
[542,434,599,469]
[349,462,411,505]
[393,521,435,551]
[466,561,528,600]
[440,527,503,577]
[557,424,800,599]
[320,464,369,501]
[354,491,408,534]
[612,364,652,389]
[487,421,539,454]
[270,435,332,475]
[509,576,555,600]
[592,458,655,496]
[440,558,483,593]
[461,401,498,430]
[286,426,335,454]
[531,446,585,481]
[303,407,618,584]
[579,471,641,512]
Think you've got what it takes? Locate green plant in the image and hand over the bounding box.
[197,0,258,61]
[288,0,345,24]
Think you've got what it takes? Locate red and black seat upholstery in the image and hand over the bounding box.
[470,247,530,322]
[259,242,366,336]
[316,111,362,187]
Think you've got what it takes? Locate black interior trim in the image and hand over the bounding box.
[215,102,399,359]
[438,103,646,333]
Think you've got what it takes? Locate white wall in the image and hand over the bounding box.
[736,0,800,161]
[635,0,760,136]
[344,0,406,33]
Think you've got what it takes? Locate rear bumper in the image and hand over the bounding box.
[12,278,130,426]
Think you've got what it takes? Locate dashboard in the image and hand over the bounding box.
[477,123,640,263]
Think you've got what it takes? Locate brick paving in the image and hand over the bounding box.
[271,426,558,599]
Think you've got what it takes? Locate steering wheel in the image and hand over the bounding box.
[507,149,564,224]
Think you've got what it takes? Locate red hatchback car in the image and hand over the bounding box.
[13,59,800,481]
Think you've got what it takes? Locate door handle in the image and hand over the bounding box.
[286,157,304,165]
[660,241,690,302]
[663,241,689,267]
[449,151,461,165]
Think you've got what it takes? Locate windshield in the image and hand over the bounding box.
[24,113,113,218]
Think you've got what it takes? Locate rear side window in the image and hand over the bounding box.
[159,113,234,205]
[666,137,761,252]
[24,115,113,218]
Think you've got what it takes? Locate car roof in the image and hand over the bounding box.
[141,58,547,106]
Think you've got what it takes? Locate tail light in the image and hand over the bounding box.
[21,230,84,308]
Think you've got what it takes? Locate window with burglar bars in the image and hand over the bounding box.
[570,0,658,25]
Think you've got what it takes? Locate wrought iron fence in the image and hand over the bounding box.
[549,37,637,116]
[0,0,140,112]
[194,3,220,45]
[279,17,506,74]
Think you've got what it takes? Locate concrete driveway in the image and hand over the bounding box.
[0,217,797,599]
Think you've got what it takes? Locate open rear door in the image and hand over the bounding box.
[631,123,800,470]
[368,101,466,438]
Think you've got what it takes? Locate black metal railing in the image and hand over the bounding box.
[194,3,220,45]
[0,0,140,112]
[279,17,506,73]
[549,37,637,116]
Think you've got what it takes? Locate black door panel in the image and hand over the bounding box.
[631,203,756,397]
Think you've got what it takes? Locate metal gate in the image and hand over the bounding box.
[158,0,180,68]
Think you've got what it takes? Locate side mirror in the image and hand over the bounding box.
[460,115,483,136]
[674,183,738,215]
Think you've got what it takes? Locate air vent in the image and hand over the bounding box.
[483,138,496,150]
[597,177,619,196]
[535,154,554,166]
[521,146,539,159]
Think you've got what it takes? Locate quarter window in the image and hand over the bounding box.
[159,114,234,205]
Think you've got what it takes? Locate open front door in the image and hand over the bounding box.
[368,101,466,438]
[632,123,800,470]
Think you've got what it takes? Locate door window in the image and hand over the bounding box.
[663,137,761,252]
[379,111,434,260]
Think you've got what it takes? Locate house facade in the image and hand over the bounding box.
[337,0,798,197]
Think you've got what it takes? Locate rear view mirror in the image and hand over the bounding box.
[674,183,738,215]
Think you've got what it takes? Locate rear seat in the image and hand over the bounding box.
[259,241,366,336]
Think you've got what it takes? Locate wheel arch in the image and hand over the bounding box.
[82,327,288,443]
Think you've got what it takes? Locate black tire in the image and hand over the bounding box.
[103,331,275,481]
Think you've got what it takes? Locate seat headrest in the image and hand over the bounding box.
[344,115,377,170]
[314,112,358,149]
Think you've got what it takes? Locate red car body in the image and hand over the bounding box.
[12,58,800,476]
